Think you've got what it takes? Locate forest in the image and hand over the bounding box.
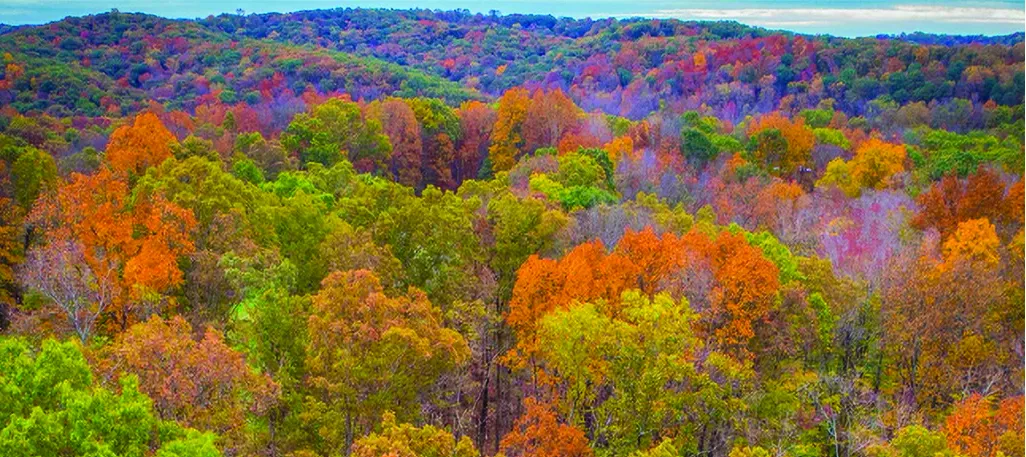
[0,7,1022,457]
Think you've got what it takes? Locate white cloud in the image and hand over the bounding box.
[618,5,1025,27]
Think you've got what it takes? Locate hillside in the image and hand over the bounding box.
[201,8,1026,118]
[0,12,478,118]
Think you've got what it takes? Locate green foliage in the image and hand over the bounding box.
[155,430,223,457]
[731,225,805,284]
[352,411,478,457]
[911,128,1024,178]
[282,99,391,169]
[537,291,700,455]
[10,146,56,208]
[171,136,219,162]
[813,128,851,149]
[0,338,220,457]
[888,425,954,457]
[231,157,265,184]
[529,174,618,211]
[800,108,834,128]
[487,192,567,303]
[223,253,308,384]
[682,128,718,163]
[407,97,461,140]
[558,151,608,188]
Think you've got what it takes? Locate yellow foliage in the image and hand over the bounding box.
[942,218,1000,268]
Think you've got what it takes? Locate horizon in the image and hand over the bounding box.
[1,1,1024,37]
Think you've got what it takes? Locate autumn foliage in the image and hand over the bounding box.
[499,398,593,457]
[0,9,1022,457]
[106,112,178,174]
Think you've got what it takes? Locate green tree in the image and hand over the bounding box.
[11,146,56,209]
[351,411,479,457]
[282,99,391,170]
[0,337,222,457]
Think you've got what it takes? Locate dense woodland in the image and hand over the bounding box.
[0,8,1023,457]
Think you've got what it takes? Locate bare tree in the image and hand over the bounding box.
[20,239,118,342]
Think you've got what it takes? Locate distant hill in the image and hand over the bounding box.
[0,12,479,118]
[198,8,1025,118]
[1,9,1023,121]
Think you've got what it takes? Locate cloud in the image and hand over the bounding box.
[618,5,1025,27]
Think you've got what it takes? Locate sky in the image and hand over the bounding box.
[0,0,1023,37]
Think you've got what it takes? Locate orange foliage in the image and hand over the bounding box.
[101,315,278,453]
[913,167,1016,239]
[945,394,1025,457]
[507,227,779,363]
[747,112,815,174]
[105,112,177,174]
[693,52,707,71]
[499,397,593,457]
[602,136,634,161]
[31,168,196,330]
[699,231,780,353]
[523,89,580,154]
[941,218,1001,269]
[557,132,602,155]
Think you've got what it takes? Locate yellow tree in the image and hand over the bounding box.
[849,138,906,190]
[488,88,530,172]
[303,269,469,456]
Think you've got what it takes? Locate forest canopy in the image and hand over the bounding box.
[0,8,1023,457]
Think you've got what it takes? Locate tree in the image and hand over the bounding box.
[0,337,222,457]
[10,146,57,208]
[943,394,1014,457]
[489,88,530,172]
[522,89,580,154]
[849,138,906,190]
[499,397,593,457]
[368,186,482,307]
[100,315,278,455]
[941,218,1000,268]
[535,291,699,454]
[913,167,1016,239]
[281,98,391,171]
[22,168,197,338]
[0,188,19,329]
[686,230,780,358]
[681,128,717,164]
[882,220,1010,407]
[19,237,114,342]
[456,101,496,184]
[408,97,461,189]
[235,132,294,180]
[816,158,858,197]
[486,193,567,306]
[303,270,469,456]
[818,138,906,197]
[373,98,423,188]
[881,425,955,457]
[351,411,479,457]
[106,112,178,175]
[604,136,634,162]
[747,113,814,175]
